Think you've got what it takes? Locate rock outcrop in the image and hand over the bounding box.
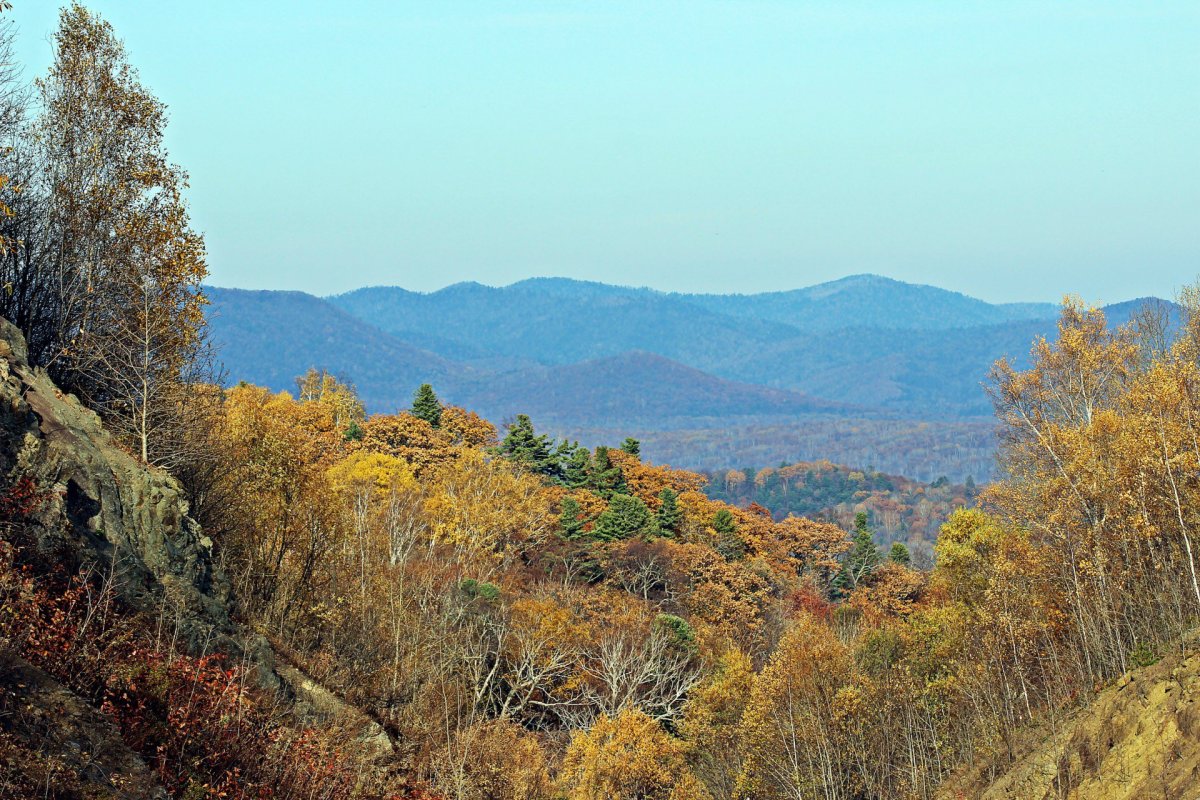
[0,317,230,649]
[0,317,395,793]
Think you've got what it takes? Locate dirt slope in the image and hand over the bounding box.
[941,645,1200,800]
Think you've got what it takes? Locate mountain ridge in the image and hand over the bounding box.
[207,275,1177,477]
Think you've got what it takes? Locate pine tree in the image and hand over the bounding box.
[497,414,559,478]
[592,494,654,541]
[620,437,641,456]
[411,383,443,427]
[713,508,745,560]
[834,511,881,594]
[888,541,911,566]
[559,496,586,540]
[657,488,682,537]
[589,446,627,498]
[561,443,592,489]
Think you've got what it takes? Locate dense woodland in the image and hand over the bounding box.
[0,5,1199,800]
[704,462,976,567]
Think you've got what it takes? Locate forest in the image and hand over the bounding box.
[703,462,976,568]
[1,5,1199,800]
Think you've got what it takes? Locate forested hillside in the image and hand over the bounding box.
[0,4,1197,800]
[208,282,1178,480]
[704,461,976,566]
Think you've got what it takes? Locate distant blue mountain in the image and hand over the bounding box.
[675,274,1060,331]
[206,275,1178,476]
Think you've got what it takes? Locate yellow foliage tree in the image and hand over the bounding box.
[440,405,498,449]
[559,708,711,800]
[358,412,456,475]
[681,648,754,799]
[423,448,554,557]
[738,613,858,799]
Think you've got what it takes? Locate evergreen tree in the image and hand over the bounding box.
[834,511,881,595]
[713,508,745,560]
[589,446,627,498]
[889,541,911,566]
[592,494,654,541]
[411,383,443,427]
[561,443,592,489]
[497,414,560,478]
[620,437,641,456]
[964,474,977,497]
[657,488,682,537]
[559,496,586,540]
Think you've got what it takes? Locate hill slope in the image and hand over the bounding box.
[454,350,850,426]
[679,274,1059,332]
[941,642,1200,799]
[207,287,474,411]
[205,277,1177,477]
[328,279,799,368]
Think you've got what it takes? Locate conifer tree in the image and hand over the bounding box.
[497,414,559,478]
[834,511,881,594]
[713,508,745,560]
[559,496,586,539]
[889,541,911,566]
[561,443,591,489]
[411,382,442,427]
[589,446,627,498]
[592,494,654,541]
[657,487,682,537]
[620,437,641,456]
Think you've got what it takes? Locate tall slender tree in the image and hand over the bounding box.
[34,4,211,466]
[656,487,682,537]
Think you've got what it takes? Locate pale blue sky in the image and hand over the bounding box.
[8,1,1199,303]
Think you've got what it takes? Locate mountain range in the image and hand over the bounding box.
[206,275,1177,480]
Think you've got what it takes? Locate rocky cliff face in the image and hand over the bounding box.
[0,318,230,647]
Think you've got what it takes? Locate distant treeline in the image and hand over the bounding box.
[703,460,978,567]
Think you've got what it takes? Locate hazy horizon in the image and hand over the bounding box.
[207,271,1182,308]
[10,2,1198,305]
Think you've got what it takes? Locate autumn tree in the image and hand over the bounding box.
[559,709,711,800]
[441,405,497,448]
[738,614,859,800]
[35,4,211,466]
[682,649,754,799]
[433,718,553,800]
[359,412,455,475]
[297,368,365,434]
[988,298,1200,685]
[424,447,555,557]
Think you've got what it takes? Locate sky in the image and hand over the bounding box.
[7,1,1199,304]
